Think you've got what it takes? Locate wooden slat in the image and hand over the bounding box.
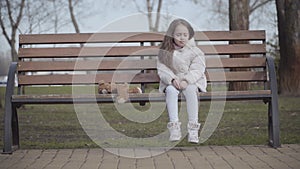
[18,71,266,85]
[206,57,266,68]
[18,46,158,58]
[19,32,165,44]
[206,71,266,82]
[18,73,160,85]
[18,60,157,71]
[195,30,265,41]
[201,44,265,55]
[19,30,265,45]
[18,44,265,58]
[11,90,271,104]
[18,58,266,72]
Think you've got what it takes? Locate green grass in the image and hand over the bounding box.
[0,86,299,149]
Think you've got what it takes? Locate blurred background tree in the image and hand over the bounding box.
[276,0,300,96]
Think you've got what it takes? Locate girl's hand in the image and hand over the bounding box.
[180,80,188,89]
[172,79,181,90]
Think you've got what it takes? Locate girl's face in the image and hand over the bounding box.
[173,24,189,48]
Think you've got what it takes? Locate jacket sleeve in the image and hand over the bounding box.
[183,47,206,84]
[157,60,178,85]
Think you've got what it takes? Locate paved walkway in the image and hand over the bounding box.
[1,144,299,169]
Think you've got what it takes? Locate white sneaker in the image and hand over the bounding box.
[167,122,182,141]
[187,122,200,143]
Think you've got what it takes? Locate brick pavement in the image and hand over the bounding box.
[0,144,299,169]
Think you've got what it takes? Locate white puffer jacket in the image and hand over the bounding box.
[157,38,207,92]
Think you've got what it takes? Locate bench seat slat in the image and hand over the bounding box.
[18,58,266,72]
[18,72,267,85]
[11,90,271,104]
[18,44,265,58]
[19,30,265,45]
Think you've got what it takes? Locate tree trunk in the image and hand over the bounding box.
[276,0,300,96]
[228,0,250,91]
[146,0,162,32]
[10,39,18,62]
[0,0,25,62]
[68,0,80,33]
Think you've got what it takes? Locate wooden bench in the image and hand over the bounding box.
[3,30,280,153]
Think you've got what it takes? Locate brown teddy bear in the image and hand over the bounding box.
[98,80,117,94]
[98,80,142,103]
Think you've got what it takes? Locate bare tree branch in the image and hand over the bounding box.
[147,0,153,31]
[0,0,25,61]
[154,0,162,31]
[251,0,260,10]
[15,0,25,29]
[151,0,155,10]
[250,0,273,14]
[5,0,14,28]
[133,0,146,14]
[0,5,11,43]
[24,1,49,33]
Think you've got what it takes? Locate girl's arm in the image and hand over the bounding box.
[157,60,178,85]
[183,48,206,84]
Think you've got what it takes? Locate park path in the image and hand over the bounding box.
[0,144,299,169]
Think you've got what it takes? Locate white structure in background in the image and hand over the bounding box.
[0,51,12,86]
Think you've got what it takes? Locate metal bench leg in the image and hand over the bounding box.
[3,105,19,154]
[266,57,280,148]
[12,106,20,148]
[268,99,280,148]
[3,103,13,154]
[3,63,17,154]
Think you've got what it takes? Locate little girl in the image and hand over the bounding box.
[157,19,207,143]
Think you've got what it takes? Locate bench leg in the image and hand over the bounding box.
[268,98,280,148]
[266,56,280,148]
[3,104,19,154]
[3,62,18,154]
[3,102,13,154]
[12,106,20,148]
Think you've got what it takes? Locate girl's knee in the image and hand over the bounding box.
[185,85,198,93]
[165,85,179,94]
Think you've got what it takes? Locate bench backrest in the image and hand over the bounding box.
[17,30,267,92]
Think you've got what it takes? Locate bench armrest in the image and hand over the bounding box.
[5,62,18,103]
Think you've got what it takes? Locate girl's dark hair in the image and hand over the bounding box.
[158,19,194,70]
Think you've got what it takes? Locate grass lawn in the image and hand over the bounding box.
[0,86,299,149]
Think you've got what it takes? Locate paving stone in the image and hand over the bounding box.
[211,146,252,169]
[44,149,73,169]
[181,147,213,169]
[153,152,174,169]
[28,150,57,169]
[136,158,155,169]
[1,144,299,169]
[118,157,136,169]
[256,154,291,169]
[98,150,119,169]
